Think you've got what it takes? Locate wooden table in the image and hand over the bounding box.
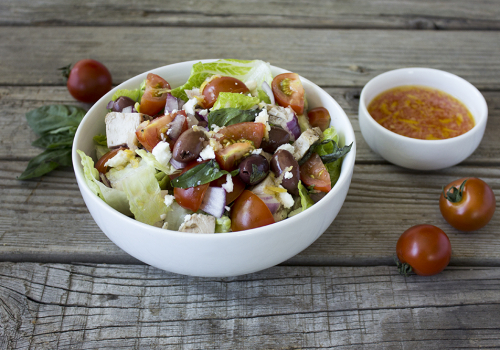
[1,1,499,348]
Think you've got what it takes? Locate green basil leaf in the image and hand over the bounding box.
[18,148,72,180]
[32,133,74,149]
[171,160,239,189]
[93,134,108,146]
[26,105,86,135]
[208,108,261,129]
[320,142,353,164]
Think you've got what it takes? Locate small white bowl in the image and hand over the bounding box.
[72,59,356,277]
[359,68,487,170]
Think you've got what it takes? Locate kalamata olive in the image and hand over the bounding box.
[172,129,206,163]
[260,126,290,153]
[270,149,300,195]
[112,96,135,112]
[238,155,270,185]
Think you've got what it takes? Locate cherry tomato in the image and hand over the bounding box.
[215,142,254,171]
[271,73,305,115]
[299,153,331,193]
[396,224,451,276]
[307,107,331,131]
[231,190,275,231]
[173,161,209,212]
[140,73,171,116]
[201,76,249,109]
[211,175,246,205]
[440,177,496,231]
[65,59,112,103]
[95,147,125,173]
[215,122,265,148]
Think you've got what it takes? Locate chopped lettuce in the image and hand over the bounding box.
[316,127,343,186]
[77,150,132,216]
[212,92,260,111]
[171,59,273,102]
[215,216,231,233]
[135,149,178,176]
[164,202,193,231]
[298,181,314,211]
[155,171,171,190]
[112,89,141,102]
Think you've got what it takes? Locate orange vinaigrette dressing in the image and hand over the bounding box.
[367,85,475,140]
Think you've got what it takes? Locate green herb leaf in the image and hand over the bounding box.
[26,105,86,136]
[32,133,74,149]
[93,134,108,146]
[320,142,353,164]
[171,160,239,189]
[208,108,261,129]
[18,148,72,180]
[249,163,267,184]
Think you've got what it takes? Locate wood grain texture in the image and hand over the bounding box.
[1,0,500,30]
[0,263,499,349]
[1,86,500,164]
[1,28,500,89]
[2,161,499,266]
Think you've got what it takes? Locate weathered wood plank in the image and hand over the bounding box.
[1,28,500,89]
[1,86,499,165]
[1,0,499,30]
[1,263,499,349]
[2,161,499,266]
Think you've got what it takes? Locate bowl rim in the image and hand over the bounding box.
[358,67,488,145]
[72,59,356,240]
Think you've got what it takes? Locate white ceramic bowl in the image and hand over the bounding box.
[72,59,356,277]
[359,68,487,170]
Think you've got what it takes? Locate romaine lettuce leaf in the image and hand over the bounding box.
[171,59,273,102]
[212,92,260,111]
[112,89,141,102]
[77,150,132,216]
[135,149,178,175]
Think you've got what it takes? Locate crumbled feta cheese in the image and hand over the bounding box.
[152,141,172,167]
[211,124,222,133]
[221,174,234,193]
[198,109,208,117]
[182,97,198,116]
[164,194,175,207]
[284,171,293,180]
[225,206,231,212]
[252,148,263,155]
[104,149,134,168]
[276,143,295,155]
[185,88,201,99]
[198,144,215,161]
[255,108,271,137]
[160,214,166,220]
[278,189,295,209]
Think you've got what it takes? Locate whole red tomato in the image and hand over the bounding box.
[63,59,112,103]
[396,224,451,276]
[439,177,496,231]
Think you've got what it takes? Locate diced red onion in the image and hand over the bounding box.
[166,114,186,141]
[165,93,179,113]
[195,111,208,122]
[257,194,280,214]
[200,187,227,218]
[121,106,133,113]
[106,100,114,109]
[99,173,111,188]
[262,81,275,105]
[169,158,187,170]
[285,112,301,140]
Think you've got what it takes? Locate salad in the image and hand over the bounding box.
[78,59,352,233]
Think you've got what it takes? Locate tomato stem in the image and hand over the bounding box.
[394,256,413,277]
[58,63,72,79]
[443,179,467,203]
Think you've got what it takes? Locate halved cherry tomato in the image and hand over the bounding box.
[135,110,187,152]
[140,73,171,116]
[271,73,305,115]
[211,175,246,205]
[95,147,125,173]
[307,107,331,132]
[215,142,254,171]
[231,190,275,231]
[396,224,452,276]
[439,177,496,231]
[300,153,331,193]
[201,76,250,109]
[173,161,209,212]
[215,122,265,148]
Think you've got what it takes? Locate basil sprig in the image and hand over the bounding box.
[208,108,261,129]
[298,140,353,166]
[171,160,239,189]
[19,105,86,180]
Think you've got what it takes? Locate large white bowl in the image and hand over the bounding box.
[359,68,487,170]
[72,59,356,277]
